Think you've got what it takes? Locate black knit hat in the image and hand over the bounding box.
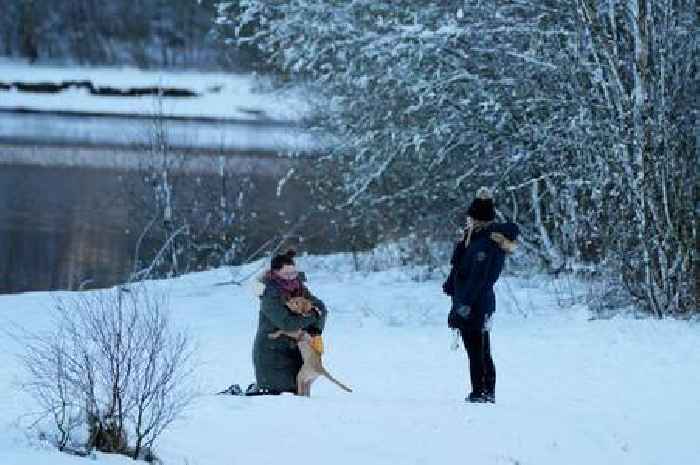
[271,249,296,270]
[467,187,496,222]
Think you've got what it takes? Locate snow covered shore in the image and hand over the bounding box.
[0,254,698,465]
[0,60,316,153]
[0,60,309,121]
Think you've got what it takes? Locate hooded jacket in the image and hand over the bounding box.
[444,222,519,331]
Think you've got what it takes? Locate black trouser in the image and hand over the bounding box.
[460,329,496,397]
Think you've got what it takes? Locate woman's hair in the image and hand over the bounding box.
[271,249,297,270]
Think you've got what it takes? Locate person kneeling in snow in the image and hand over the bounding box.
[250,249,327,395]
[443,187,519,404]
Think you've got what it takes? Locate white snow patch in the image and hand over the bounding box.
[0,255,698,465]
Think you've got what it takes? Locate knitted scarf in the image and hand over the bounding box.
[268,271,305,299]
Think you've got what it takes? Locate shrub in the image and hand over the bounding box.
[21,285,195,461]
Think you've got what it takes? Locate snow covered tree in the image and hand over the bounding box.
[219,0,697,315]
[220,1,574,239]
[572,0,698,315]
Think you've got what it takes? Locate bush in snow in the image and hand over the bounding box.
[20,285,195,461]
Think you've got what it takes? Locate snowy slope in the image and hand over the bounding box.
[0,255,698,465]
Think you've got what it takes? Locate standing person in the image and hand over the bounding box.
[443,188,519,403]
[250,249,327,395]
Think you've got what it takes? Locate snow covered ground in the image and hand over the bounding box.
[0,254,698,465]
[0,60,309,121]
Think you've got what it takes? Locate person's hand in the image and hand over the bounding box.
[483,314,494,332]
[455,304,471,319]
[448,310,460,329]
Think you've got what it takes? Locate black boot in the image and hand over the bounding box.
[465,392,486,403]
[244,383,281,396]
[217,384,243,395]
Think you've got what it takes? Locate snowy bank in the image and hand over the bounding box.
[0,61,318,153]
[0,60,309,121]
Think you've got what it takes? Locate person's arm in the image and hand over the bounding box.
[443,267,456,296]
[443,241,463,296]
[260,291,313,331]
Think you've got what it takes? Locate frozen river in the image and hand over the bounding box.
[0,147,331,294]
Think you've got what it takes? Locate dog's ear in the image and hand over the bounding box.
[287,297,309,315]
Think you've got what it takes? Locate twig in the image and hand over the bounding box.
[131,224,189,281]
[215,214,310,286]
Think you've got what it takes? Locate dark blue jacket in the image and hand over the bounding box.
[444,222,519,331]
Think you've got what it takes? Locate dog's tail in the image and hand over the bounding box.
[320,369,353,393]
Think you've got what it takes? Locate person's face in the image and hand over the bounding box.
[467,216,489,229]
[276,264,298,280]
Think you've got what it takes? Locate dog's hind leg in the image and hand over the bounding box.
[299,371,312,397]
[296,371,305,396]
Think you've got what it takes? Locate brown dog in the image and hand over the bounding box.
[267,329,352,396]
[285,296,319,317]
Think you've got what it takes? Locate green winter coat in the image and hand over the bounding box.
[252,274,327,393]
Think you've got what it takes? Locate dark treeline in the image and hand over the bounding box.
[0,0,249,69]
